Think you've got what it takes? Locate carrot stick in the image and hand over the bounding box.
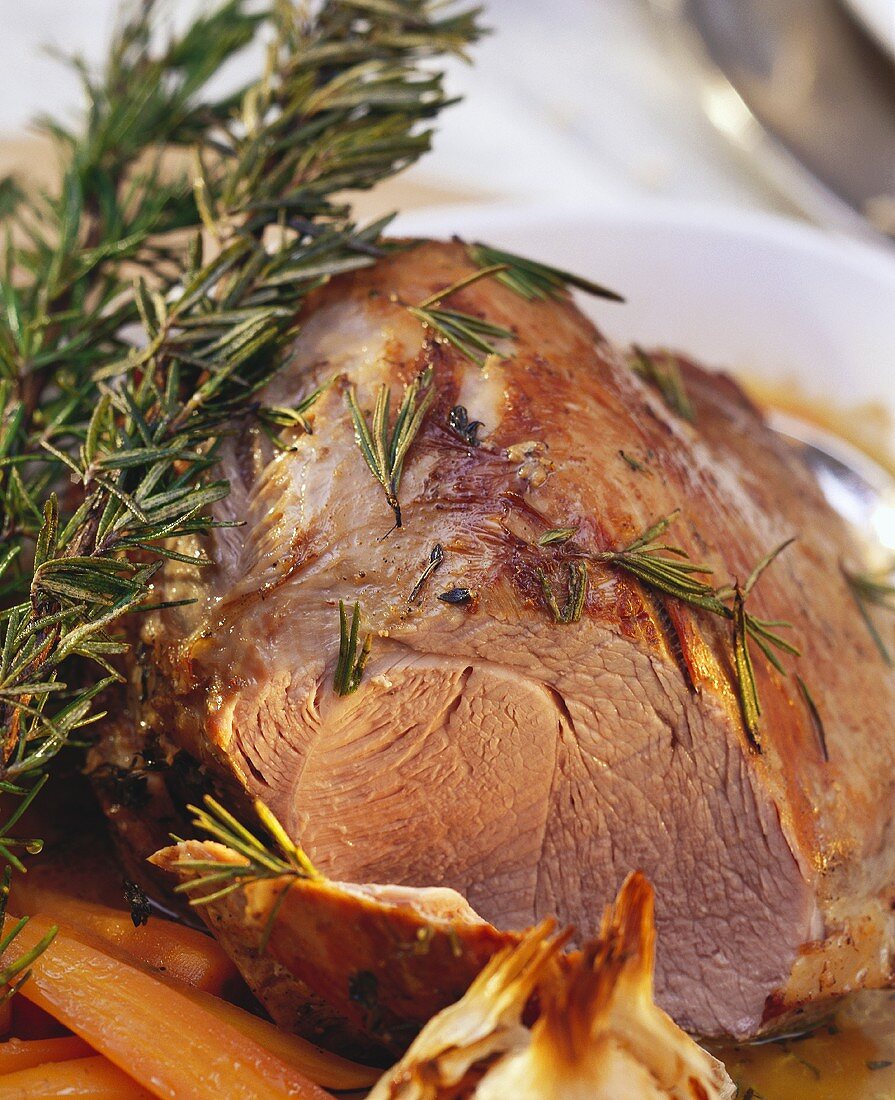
[0,1054,153,1098]
[0,1035,93,1073]
[168,976,379,1091]
[1,917,334,1100]
[9,882,239,996]
[25,911,377,1091]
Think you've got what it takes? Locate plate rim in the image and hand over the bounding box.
[394,197,895,285]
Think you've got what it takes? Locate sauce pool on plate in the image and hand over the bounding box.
[713,990,895,1099]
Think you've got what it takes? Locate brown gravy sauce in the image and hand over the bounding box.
[712,992,895,1099]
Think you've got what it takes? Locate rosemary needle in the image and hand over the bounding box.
[589,513,799,749]
[468,243,624,303]
[842,565,895,665]
[408,264,515,366]
[173,796,321,910]
[416,264,509,310]
[333,600,373,697]
[538,527,579,547]
[628,346,694,422]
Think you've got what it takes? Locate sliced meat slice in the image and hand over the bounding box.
[152,838,516,1058]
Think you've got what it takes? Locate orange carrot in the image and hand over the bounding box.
[165,975,378,1091]
[1,916,334,1099]
[0,1035,92,1073]
[0,1054,152,1098]
[10,882,239,996]
[23,911,377,1091]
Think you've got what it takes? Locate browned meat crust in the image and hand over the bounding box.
[102,239,895,1038]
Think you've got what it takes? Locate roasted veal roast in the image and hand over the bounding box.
[93,238,895,1041]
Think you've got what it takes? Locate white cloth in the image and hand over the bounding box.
[0,0,786,215]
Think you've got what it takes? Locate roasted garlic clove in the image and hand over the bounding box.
[370,872,735,1100]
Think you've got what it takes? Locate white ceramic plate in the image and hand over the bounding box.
[395,200,895,452]
[843,0,895,58]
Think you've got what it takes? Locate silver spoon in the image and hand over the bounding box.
[768,407,895,569]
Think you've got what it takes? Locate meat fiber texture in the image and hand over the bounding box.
[132,239,895,1039]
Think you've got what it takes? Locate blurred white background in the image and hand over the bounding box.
[0,0,789,215]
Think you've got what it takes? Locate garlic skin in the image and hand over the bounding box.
[370,872,735,1100]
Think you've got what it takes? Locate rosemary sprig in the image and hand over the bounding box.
[0,14,261,571]
[347,373,435,529]
[0,867,57,1004]
[594,513,726,616]
[727,539,800,684]
[732,588,761,743]
[468,243,624,303]
[842,565,895,665]
[172,796,320,908]
[407,265,514,366]
[333,601,373,697]
[628,346,694,422]
[538,562,588,624]
[592,513,799,748]
[715,538,801,743]
[257,377,335,447]
[0,0,482,901]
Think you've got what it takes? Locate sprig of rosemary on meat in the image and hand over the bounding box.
[407,265,515,365]
[409,247,623,367]
[0,0,483,984]
[538,562,588,623]
[468,243,624,303]
[172,796,321,908]
[594,514,725,614]
[628,346,694,422]
[334,601,374,696]
[723,540,800,665]
[347,371,436,529]
[580,513,799,748]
